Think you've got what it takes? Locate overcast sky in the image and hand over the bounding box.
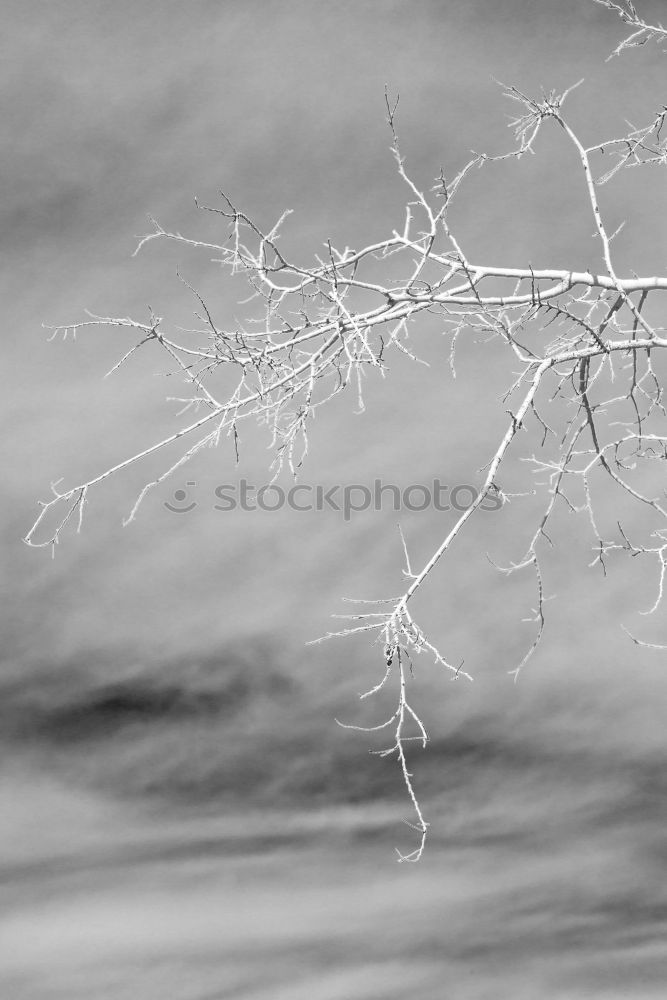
[3,1,666,741]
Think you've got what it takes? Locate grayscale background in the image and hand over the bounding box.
[2,1,666,997]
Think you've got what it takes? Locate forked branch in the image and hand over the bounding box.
[26,3,667,859]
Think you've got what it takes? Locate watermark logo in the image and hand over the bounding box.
[163,479,503,521]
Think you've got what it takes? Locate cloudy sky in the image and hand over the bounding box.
[3,3,667,997]
[2,0,666,752]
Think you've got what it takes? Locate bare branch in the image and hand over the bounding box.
[27,2,667,858]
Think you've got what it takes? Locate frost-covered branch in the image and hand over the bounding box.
[26,2,667,859]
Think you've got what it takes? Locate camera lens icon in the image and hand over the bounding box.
[164,481,198,513]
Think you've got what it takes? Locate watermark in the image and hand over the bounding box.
[164,479,503,521]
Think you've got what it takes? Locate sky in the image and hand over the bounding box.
[2,4,667,997]
[2,0,667,753]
